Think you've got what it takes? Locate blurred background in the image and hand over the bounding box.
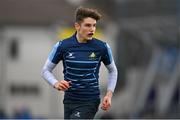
[0,0,179,119]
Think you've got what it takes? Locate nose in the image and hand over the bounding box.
[90,26,95,32]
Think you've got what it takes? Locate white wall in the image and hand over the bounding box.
[2,26,64,118]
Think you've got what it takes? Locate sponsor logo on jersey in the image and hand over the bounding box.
[67,52,75,59]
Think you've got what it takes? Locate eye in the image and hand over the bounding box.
[85,24,91,27]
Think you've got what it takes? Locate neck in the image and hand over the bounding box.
[76,33,88,43]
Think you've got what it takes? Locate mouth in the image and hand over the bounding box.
[87,33,94,37]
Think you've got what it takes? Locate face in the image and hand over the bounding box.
[75,17,96,40]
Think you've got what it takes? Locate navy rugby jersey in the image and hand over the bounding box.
[48,33,113,102]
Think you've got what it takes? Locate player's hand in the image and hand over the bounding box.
[101,91,113,111]
[54,80,71,91]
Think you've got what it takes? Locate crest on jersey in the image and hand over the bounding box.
[89,52,96,60]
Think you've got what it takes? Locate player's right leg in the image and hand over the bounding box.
[64,103,73,119]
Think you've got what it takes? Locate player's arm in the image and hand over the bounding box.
[101,43,118,111]
[41,59,70,91]
[101,61,118,111]
[41,42,70,91]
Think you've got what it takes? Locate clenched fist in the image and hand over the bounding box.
[101,90,113,111]
[54,80,71,91]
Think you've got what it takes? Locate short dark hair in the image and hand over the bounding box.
[75,7,102,23]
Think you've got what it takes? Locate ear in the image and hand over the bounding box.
[74,22,80,31]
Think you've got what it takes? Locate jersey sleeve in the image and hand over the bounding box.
[48,41,63,64]
[101,43,114,65]
[41,59,58,86]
